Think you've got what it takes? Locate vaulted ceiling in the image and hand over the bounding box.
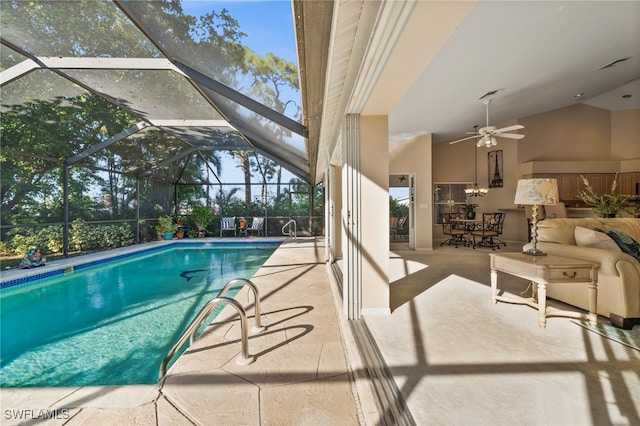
[300,0,639,183]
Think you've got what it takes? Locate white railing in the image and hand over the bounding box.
[282,219,297,238]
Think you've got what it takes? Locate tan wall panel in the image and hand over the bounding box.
[360,115,390,312]
[390,133,433,249]
[518,104,611,163]
[611,109,640,159]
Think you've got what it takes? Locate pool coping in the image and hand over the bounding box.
[0,237,287,290]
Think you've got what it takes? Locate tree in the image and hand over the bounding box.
[1,1,306,236]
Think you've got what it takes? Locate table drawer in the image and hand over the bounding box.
[549,268,592,281]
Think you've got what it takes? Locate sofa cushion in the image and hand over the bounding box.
[574,226,621,251]
[601,218,640,242]
[537,218,605,245]
[605,229,640,261]
[536,218,640,246]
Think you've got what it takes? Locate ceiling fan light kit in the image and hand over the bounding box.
[477,134,498,148]
[449,98,526,146]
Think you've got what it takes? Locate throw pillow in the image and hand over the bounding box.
[574,226,620,251]
[605,229,640,261]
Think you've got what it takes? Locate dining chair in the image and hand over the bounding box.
[470,212,505,250]
[220,216,237,237]
[440,212,468,248]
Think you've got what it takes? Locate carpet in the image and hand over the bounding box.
[572,320,640,351]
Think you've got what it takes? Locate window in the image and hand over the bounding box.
[433,183,471,224]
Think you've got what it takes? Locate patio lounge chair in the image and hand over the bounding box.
[390,216,407,240]
[220,217,236,237]
[246,217,265,237]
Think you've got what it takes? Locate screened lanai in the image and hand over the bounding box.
[1,0,325,261]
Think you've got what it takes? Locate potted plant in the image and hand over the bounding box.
[577,173,632,218]
[625,196,640,218]
[460,203,478,220]
[191,206,214,237]
[155,215,177,240]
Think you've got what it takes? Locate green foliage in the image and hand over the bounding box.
[577,174,632,217]
[155,216,177,234]
[460,204,478,213]
[3,225,63,256]
[389,196,409,219]
[0,219,134,256]
[191,206,215,230]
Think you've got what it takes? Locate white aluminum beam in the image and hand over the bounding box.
[0,59,40,86]
[148,119,233,129]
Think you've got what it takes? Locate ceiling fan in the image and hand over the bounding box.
[450,99,525,147]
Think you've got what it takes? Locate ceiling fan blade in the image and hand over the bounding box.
[449,135,480,145]
[493,124,524,134]
[495,133,525,139]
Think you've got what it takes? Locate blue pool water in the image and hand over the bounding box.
[0,242,278,387]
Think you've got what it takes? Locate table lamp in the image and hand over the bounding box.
[514,178,559,256]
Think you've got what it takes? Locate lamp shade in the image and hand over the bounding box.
[514,178,559,205]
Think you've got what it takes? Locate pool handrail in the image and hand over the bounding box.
[216,278,265,333]
[282,219,297,238]
[159,277,266,378]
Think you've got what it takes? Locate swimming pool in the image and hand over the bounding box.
[0,242,279,387]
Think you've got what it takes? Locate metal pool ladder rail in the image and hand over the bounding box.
[282,219,297,238]
[159,278,265,378]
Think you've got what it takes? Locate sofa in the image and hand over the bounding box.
[531,218,640,328]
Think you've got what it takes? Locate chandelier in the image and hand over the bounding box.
[465,135,488,197]
[465,185,489,197]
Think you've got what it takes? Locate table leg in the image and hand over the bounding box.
[587,277,598,326]
[490,269,497,304]
[537,280,547,329]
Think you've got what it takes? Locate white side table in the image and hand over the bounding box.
[490,253,599,329]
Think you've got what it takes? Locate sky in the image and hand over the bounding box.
[181,1,296,60]
[181,1,299,186]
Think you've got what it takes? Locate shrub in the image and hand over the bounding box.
[1,220,134,257]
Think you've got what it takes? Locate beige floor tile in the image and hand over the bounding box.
[162,372,260,425]
[260,374,360,426]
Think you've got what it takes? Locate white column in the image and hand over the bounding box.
[342,115,362,319]
[342,114,390,319]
